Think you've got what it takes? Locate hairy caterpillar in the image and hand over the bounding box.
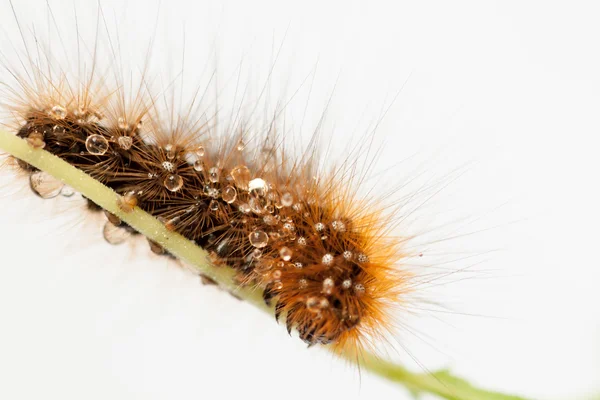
[3,0,600,400]
[0,2,514,398]
[0,0,504,396]
[1,6,415,357]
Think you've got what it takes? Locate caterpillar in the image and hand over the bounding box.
[3,26,409,357]
[0,1,530,399]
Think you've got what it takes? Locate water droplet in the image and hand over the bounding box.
[164,174,183,192]
[314,222,325,232]
[331,220,346,232]
[29,171,63,199]
[73,107,88,123]
[85,134,109,155]
[249,197,267,214]
[60,185,75,197]
[204,185,219,198]
[195,145,205,157]
[164,144,175,160]
[161,161,174,172]
[193,160,204,172]
[357,253,369,263]
[118,136,133,150]
[239,203,251,213]
[294,262,303,269]
[322,253,334,266]
[306,297,328,313]
[230,165,250,190]
[52,125,65,135]
[283,222,295,232]
[221,185,237,203]
[273,281,283,290]
[279,246,292,261]
[48,105,67,119]
[343,251,353,260]
[272,269,282,280]
[263,215,277,225]
[299,279,308,289]
[248,178,267,195]
[103,221,131,245]
[251,249,262,259]
[209,200,219,211]
[297,237,307,246]
[117,117,128,130]
[281,192,293,207]
[342,279,352,289]
[249,229,268,248]
[354,283,365,294]
[322,278,335,294]
[236,140,245,151]
[208,167,220,183]
[269,232,281,240]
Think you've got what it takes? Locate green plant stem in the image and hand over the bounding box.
[0,129,529,400]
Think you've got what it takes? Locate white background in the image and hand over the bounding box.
[0,1,599,399]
